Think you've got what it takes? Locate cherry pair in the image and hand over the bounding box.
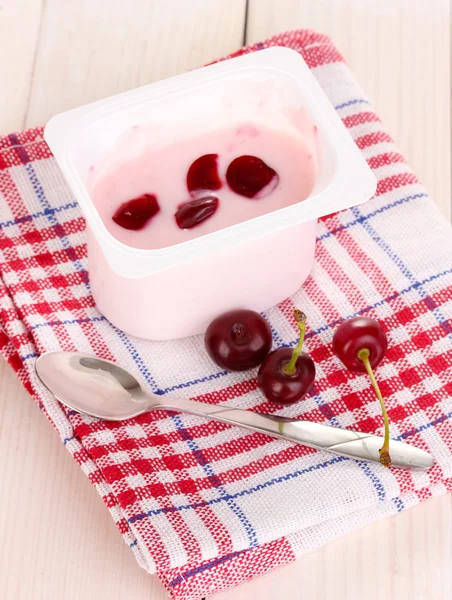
[112,154,278,232]
[111,192,218,231]
[187,153,278,199]
[205,308,314,406]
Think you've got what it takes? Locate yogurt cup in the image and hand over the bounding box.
[44,47,376,340]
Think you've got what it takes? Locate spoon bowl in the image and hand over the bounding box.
[36,352,151,420]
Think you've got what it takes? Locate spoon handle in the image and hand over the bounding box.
[159,397,433,470]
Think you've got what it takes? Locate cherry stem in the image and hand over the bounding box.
[283,310,307,375]
[357,348,392,468]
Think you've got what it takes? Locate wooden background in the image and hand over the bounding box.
[0,1,450,599]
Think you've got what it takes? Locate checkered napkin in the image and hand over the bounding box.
[1,30,452,599]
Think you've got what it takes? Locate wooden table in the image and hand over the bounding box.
[0,1,451,598]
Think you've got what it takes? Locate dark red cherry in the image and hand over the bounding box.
[258,349,315,406]
[205,309,272,371]
[175,196,219,229]
[332,317,387,374]
[226,155,279,198]
[187,154,222,192]
[333,317,391,467]
[112,194,159,230]
[258,310,315,405]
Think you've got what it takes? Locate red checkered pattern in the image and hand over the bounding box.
[1,30,452,599]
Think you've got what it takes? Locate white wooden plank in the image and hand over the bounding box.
[25,0,246,127]
[211,494,452,600]
[0,0,43,134]
[247,0,451,220]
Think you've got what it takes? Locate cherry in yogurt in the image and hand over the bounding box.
[226,155,279,199]
[112,194,160,230]
[187,154,222,192]
[175,195,219,229]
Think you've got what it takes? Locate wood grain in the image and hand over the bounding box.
[0,0,43,132]
[25,0,246,128]
[247,0,451,219]
[0,0,451,598]
[213,494,452,600]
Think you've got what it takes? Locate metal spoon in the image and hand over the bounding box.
[35,352,434,470]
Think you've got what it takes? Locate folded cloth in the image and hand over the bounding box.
[1,29,452,600]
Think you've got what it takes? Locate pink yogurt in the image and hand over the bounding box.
[88,81,319,250]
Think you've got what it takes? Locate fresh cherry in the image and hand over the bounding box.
[258,310,315,406]
[226,155,279,199]
[332,317,387,373]
[187,154,222,192]
[333,317,391,467]
[205,309,272,371]
[112,194,159,230]
[175,196,219,230]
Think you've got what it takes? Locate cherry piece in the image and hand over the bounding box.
[258,310,315,406]
[175,196,219,229]
[112,194,159,230]
[205,309,272,371]
[333,317,391,467]
[226,155,279,198]
[187,154,222,192]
